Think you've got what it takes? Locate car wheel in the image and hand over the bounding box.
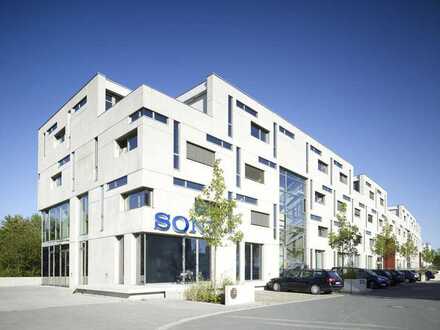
[273,282,281,292]
[310,285,321,295]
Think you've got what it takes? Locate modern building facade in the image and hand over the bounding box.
[37,73,423,288]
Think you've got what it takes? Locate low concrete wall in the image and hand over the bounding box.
[0,277,41,287]
[341,279,368,293]
[224,284,255,306]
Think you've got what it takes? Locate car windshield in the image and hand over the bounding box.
[367,270,378,276]
[328,271,342,280]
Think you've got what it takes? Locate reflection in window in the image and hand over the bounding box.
[245,243,262,280]
[124,188,152,210]
[279,167,305,271]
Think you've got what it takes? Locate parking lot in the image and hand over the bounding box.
[1,281,439,330]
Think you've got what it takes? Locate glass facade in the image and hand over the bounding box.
[139,234,210,284]
[245,243,262,280]
[41,244,69,287]
[42,201,70,242]
[79,194,88,235]
[279,167,306,271]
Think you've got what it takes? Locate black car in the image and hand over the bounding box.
[386,270,405,284]
[357,269,390,289]
[425,270,435,281]
[331,267,389,289]
[266,269,344,294]
[374,269,397,286]
[401,270,418,283]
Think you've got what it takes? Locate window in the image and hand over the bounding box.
[322,185,332,193]
[129,107,168,124]
[310,214,322,221]
[279,125,295,139]
[236,147,241,187]
[366,181,372,187]
[42,202,70,242]
[52,173,62,187]
[206,134,232,150]
[124,188,152,210]
[54,128,66,144]
[380,198,384,206]
[337,201,346,212]
[250,122,269,142]
[369,239,375,249]
[369,191,374,200]
[318,160,328,174]
[173,177,204,191]
[107,176,127,191]
[228,95,233,137]
[314,191,325,205]
[354,208,361,217]
[310,145,321,155]
[342,195,351,202]
[273,204,277,240]
[359,202,365,208]
[173,121,180,169]
[245,164,264,184]
[251,210,269,227]
[245,243,262,280]
[236,193,258,205]
[186,142,215,167]
[47,123,58,135]
[105,90,123,110]
[236,100,257,117]
[368,214,373,223]
[79,194,88,235]
[258,156,277,169]
[184,92,207,113]
[353,180,360,192]
[58,155,70,167]
[315,250,325,269]
[116,130,138,154]
[94,137,98,181]
[339,173,348,184]
[318,226,328,238]
[73,96,87,112]
[334,160,343,169]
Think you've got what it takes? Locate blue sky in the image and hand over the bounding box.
[0,0,439,247]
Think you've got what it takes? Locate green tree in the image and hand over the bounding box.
[189,159,243,286]
[432,250,440,269]
[421,246,435,267]
[0,214,41,276]
[373,221,399,265]
[399,235,417,268]
[328,202,361,270]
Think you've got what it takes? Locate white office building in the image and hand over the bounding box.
[37,73,423,288]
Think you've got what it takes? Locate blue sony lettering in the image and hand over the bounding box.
[154,212,171,231]
[189,219,202,234]
[172,216,189,234]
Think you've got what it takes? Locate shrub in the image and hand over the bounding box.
[184,278,236,304]
[184,281,221,303]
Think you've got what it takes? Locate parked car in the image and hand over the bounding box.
[386,270,405,284]
[374,269,397,286]
[358,270,390,288]
[410,270,421,281]
[425,270,435,281]
[266,269,344,294]
[401,270,418,283]
[331,267,389,289]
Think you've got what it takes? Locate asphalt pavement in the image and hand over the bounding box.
[1,281,439,330]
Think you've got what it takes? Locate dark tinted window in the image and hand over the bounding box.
[328,271,342,280]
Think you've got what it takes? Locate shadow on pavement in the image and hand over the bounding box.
[357,281,440,301]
